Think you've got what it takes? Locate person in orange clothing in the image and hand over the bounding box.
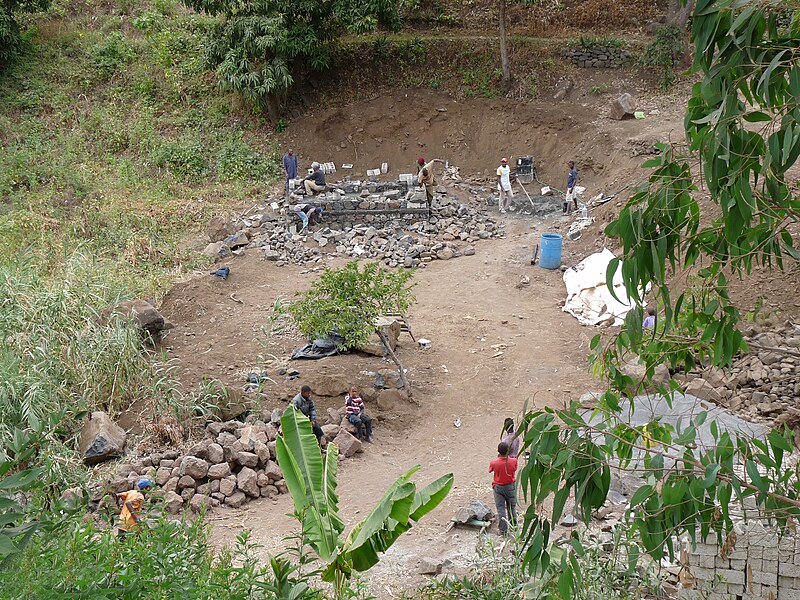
[116,479,152,538]
[489,442,518,535]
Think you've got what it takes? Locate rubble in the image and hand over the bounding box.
[682,321,800,437]
[202,178,509,268]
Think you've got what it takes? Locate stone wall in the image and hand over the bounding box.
[682,518,800,599]
[562,46,632,68]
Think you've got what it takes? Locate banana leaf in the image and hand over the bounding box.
[410,473,454,521]
[276,406,344,559]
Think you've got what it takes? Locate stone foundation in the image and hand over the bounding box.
[562,46,632,68]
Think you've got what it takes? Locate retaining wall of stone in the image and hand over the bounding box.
[562,46,632,68]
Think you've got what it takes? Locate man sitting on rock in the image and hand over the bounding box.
[116,478,151,539]
[292,385,324,444]
[303,162,327,196]
[344,385,373,442]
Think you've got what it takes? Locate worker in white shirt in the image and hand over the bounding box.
[496,157,514,214]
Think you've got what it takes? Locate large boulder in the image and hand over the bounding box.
[358,318,401,357]
[179,456,209,480]
[79,412,127,466]
[610,93,636,120]
[332,430,362,458]
[99,299,173,340]
[620,357,670,390]
[164,491,184,515]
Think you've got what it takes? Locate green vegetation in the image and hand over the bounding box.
[0,0,50,68]
[288,260,416,351]
[589,83,612,94]
[181,0,402,121]
[277,405,453,597]
[640,24,684,89]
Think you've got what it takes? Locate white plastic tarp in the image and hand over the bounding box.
[562,248,638,326]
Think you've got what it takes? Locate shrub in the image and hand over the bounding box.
[89,32,136,76]
[640,24,684,89]
[216,136,271,181]
[152,138,207,180]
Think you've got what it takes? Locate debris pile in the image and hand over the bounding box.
[684,321,800,433]
[109,411,368,513]
[204,179,507,267]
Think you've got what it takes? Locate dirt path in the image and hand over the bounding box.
[192,214,598,597]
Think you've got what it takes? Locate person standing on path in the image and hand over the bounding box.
[496,157,514,214]
[292,385,325,444]
[344,385,373,442]
[564,160,578,214]
[282,148,298,195]
[116,478,152,539]
[417,156,444,206]
[489,442,518,535]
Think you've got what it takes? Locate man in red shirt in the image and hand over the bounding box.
[489,442,518,535]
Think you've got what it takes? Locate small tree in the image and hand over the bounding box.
[288,260,415,388]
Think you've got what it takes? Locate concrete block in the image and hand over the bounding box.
[783,590,800,600]
[747,557,762,573]
[718,569,745,585]
[689,565,715,581]
[697,554,715,569]
[762,546,779,560]
[751,570,777,587]
[715,555,730,569]
[780,575,798,589]
[694,543,719,556]
[728,558,745,570]
[724,582,744,596]
[780,559,800,576]
[745,546,763,560]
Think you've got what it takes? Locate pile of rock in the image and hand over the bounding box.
[561,45,632,68]
[683,322,800,430]
[111,420,286,514]
[111,408,371,514]
[203,182,504,268]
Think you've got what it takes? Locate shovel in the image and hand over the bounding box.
[517,180,536,210]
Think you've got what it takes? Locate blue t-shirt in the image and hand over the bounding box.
[567,167,577,189]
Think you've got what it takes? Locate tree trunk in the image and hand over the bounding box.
[498,0,511,89]
[376,329,412,401]
[665,0,694,29]
[265,93,281,125]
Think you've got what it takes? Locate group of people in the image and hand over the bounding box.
[291,384,374,444]
[496,156,580,215]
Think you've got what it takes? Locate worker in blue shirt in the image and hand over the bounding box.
[564,160,578,214]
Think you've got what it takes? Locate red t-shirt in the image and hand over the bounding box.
[489,456,518,487]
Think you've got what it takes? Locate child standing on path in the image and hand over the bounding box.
[489,442,518,535]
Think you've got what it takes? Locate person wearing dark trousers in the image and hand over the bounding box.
[489,442,518,535]
[292,385,324,444]
[344,385,373,442]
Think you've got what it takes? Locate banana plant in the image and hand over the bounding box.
[276,406,454,596]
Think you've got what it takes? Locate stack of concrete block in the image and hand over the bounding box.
[681,519,800,599]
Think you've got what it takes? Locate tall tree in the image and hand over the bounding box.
[182,0,400,122]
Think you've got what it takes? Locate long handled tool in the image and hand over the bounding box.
[517,180,536,210]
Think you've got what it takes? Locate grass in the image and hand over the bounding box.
[0,0,282,484]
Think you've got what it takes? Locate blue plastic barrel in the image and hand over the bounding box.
[539,233,563,270]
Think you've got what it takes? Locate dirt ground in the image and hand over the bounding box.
[163,212,599,596]
[157,75,799,597]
